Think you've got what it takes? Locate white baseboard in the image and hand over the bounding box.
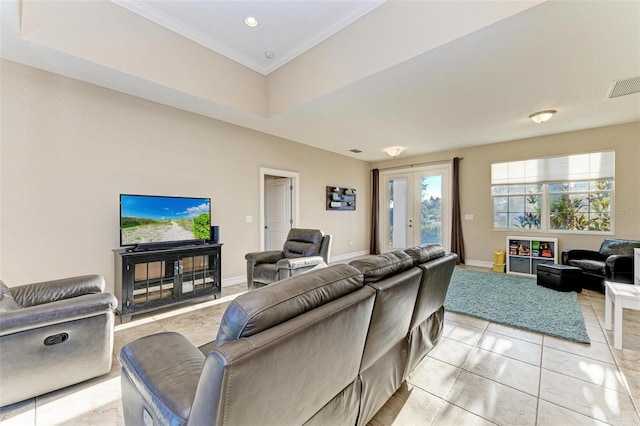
[223,250,371,287]
[225,255,492,286]
[463,259,493,269]
[330,250,370,263]
[222,275,246,287]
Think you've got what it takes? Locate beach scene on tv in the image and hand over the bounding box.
[121,195,210,246]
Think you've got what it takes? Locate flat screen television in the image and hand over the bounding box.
[120,194,211,248]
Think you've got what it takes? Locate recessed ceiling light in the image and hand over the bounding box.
[244,16,258,27]
[264,51,275,59]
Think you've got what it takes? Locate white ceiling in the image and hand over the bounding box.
[112,0,385,75]
[1,0,639,162]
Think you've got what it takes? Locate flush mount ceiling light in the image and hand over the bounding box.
[244,16,259,27]
[384,146,405,158]
[528,110,556,124]
[264,51,275,59]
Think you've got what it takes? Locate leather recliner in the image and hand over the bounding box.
[403,244,457,378]
[562,238,640,291]
[349,245,457,425]
[121,264,376,425]
[349,251,423,425]
[245,228,332,290]
[0,275,117,407]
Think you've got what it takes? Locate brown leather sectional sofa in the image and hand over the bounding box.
[120,243,457,425]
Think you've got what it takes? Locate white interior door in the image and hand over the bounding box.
[265,177,292,250]
[381,164,451,252]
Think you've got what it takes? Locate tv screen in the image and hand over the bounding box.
[120,194,211,247]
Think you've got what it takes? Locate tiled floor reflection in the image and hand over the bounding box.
[376,285,640,426]
[2,272,640,425]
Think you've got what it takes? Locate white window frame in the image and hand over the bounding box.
[491,151,615,235]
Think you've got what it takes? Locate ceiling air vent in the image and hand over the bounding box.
[607,76,640,99]
[349,149,362,153]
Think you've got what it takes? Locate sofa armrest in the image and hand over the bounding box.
[561,249,605,264]
[245,250,285,265]
[0,292,117,336]
[606,255,634,281]
[10,275,105,307]
[276,256,325,270]
[120,332,204,425]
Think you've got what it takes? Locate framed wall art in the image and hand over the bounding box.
[326,186,356,211]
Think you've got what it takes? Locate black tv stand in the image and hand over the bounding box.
[114,243,222,322]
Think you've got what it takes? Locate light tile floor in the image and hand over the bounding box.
[2,271,640,426]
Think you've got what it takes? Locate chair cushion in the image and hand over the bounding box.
[215,264,363,347]
[568,259,606,275]
[282,229,324,258]
[349,251,414,283]
[0,281,20,312]
[599,239,640,257]
[404,244,446,265]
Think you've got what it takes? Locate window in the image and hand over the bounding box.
[491,151,614,233]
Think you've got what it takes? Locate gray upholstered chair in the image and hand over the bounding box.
[245,228,332,290]
[0,275,117,407]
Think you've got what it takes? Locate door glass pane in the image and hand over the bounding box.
[419,175,442,244]
[388,178,407,249]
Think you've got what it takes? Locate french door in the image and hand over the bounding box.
[381,164,451,252]
[264,177,293,251]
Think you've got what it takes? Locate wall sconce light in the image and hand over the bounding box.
[384,146,405,158]
[528,110,556,124]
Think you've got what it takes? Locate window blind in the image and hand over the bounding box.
[491,151,615,185]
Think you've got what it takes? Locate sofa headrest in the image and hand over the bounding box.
[215,264,363,347]
[599,239,640,257]
[404,244,446,265]
[349,251,414,284]
[283,229,324,258]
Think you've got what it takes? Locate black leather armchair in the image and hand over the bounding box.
[562,238,640,291]
[245,228,332,290]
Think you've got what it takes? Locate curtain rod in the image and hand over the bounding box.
[376,156,463,172]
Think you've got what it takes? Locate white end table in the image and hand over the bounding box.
[604,281,640,350]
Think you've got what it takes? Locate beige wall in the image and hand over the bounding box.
[2,58,638,291]
[0,60,371,291]
[373,122,640,264]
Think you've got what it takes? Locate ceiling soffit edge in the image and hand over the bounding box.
[110,0,385,76]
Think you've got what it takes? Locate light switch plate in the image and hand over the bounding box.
[246,216,253,223]
[464,214,474,220]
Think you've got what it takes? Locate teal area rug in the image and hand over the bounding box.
[444,268,590,344]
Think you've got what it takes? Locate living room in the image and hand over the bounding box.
[1,0,640,424]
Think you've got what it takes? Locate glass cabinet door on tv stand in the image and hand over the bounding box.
[114,244,222,322]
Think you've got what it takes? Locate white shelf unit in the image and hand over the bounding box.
[506,236,558,277]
